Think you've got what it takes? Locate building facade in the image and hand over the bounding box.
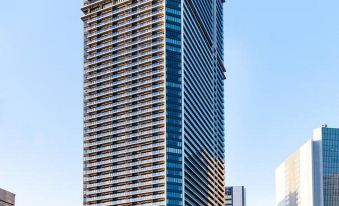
[275,125,339,206]
[0,188,15,206]
[225,186,246,206]
[81,0,226,205]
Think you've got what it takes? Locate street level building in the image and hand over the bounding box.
[276,125,339,206]
[81,0,226,205]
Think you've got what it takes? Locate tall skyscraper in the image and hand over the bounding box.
[225,186,246,206]
[81,0,226,205]
[0,188,15,206]
[275,125,339,206]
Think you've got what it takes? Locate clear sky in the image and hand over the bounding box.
[0,0,338,206]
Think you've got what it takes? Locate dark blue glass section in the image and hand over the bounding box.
[322,128,339,206]
[183,0,225,205]
[166,0,183,205]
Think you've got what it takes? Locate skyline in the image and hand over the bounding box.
[0,0,339,206]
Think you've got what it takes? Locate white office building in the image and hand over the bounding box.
[275,125,339,206]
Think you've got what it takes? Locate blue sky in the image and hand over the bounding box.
[0,0,338,205]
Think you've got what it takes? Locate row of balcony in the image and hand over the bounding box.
[85,70,165,100]
[86,59,162,88]
[85,186,164,202]
[86,153,164,174]
[85,170,164,189]
[85,25,162,52]
[85,56,163,80]
[85,162,165,182]
[87,44,164,67]
[86,143,164,165]
[85,75,163,101]
[84,159,165,183]
[84,120,163,141]
[85,105,164,127]
[84,134,162,152]
[82,0,159,23]
[84,63,163,88]
[85,179,165,196]
[84,128,164,147]
[85,2,163,32]
[86,152,164,171]
[84,84,163,107]
[83,128,164,151]
[85,48,163,74]
[85,191,165,206]
[86,40,162,66]
[84,92,163,117]
[85,112,164,134]
[85,138,163,156]
[86,9,163,38]
[85,18,163,47]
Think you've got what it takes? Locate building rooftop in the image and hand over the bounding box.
[0,188,15,205]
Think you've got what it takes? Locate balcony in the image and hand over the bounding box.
[84,120,164,141]
[84,84,164,107]
[85,3,163,32]
[84,113,164,134]
[85,171,165,190]
[84,105,164,126]
[85,92,164,115]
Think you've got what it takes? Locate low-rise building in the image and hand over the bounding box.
[0,188,15,206]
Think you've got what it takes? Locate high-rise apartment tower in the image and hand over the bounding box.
[82,0,226,205]
[275,125,339,206]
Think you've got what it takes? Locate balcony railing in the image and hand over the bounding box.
[85,186,164,202]
[86,53,163,75]
[86,42,163,66]
[85,171,165,188]
[86,142,165,157]
[84,127,164,149]
[84,159,165,185]
[85,194,166,205]
[84,84,164,107]
[86,13,163,39]
[84,113,164,134]
[82,0,157,23]
[84,128,165,152]
[85,64,163,88]
[84,105,164,126]
[85,3,163,31]
[84,121,164,141]
[85,61,163,82]
[84,133,163,148]
[84,179,165,195]
[85,92,164,114]
[85,76,163,101]
[85,154,164,175]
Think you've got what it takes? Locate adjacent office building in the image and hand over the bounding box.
[0,188,15,206]
[275,125,339,206]
[82,0,226,205]
[225,186,246,206]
